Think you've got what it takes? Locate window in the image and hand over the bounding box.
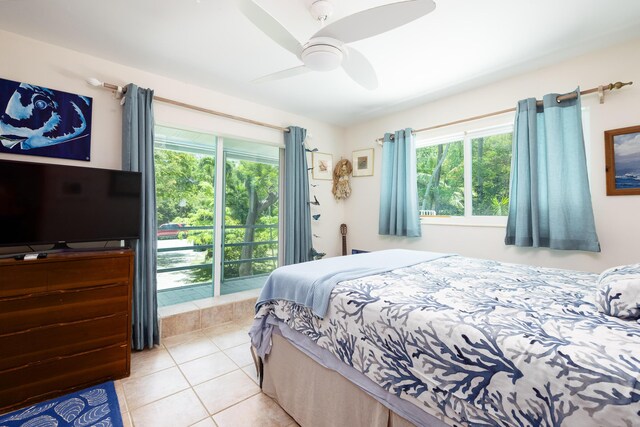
[417,139,464,216]
[154,126,280,307]
[416,124,513,223]
[471,132,512,216]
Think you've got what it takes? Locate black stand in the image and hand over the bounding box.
[50,242,73,251]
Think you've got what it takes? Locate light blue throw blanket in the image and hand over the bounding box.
[256,249,448,317]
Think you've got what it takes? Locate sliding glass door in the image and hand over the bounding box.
[154,128,281,306]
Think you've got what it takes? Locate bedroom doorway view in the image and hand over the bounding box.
[154,126,280,307]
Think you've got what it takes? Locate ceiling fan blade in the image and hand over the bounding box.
[313,0,436,44]
[342,47,378,90]
[237,0,303,57]
[252,65,310,84]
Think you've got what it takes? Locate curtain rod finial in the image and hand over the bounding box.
[608,81,633,90]
[86,77,103,87]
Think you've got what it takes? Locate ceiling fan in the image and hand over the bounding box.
[238,0,436,90]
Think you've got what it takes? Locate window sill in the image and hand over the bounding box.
[420,216,507,228]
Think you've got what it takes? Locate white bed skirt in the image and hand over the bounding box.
[261,333,451,427]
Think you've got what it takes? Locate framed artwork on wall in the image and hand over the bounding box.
[604,125,640,196]
[352,148,374,177]
[0,77,92,161]
[312,151,333,180]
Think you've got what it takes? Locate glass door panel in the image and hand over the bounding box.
[221,138,280,295]
[154,126,217,307]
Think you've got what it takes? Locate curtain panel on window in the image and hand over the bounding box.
[379,128,422,237]
[122,84,160,350]
[505,89,600,252]
[283,126,313,264]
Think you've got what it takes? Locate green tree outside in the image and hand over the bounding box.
[471,133,512,215]
[155,148,279,285]
[416,132,512,216]
[417,140,465,215]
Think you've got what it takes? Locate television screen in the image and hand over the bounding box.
[0,159,141,247]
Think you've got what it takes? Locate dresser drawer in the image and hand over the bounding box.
[47,257,131,290]
[0,313,128,371]
[0,256,131,297]
[0,344,129,413]
[0,283,129,335]
[0,263,49,297]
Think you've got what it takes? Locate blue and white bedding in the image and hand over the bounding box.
[256,249,447,317]
[252,254,640,426]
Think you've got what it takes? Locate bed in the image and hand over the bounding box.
[249,250,640,426]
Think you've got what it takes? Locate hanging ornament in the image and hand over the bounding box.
[332,159,352,200]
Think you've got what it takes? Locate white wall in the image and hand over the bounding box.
[0,30,345,257]
[344,38,640,273]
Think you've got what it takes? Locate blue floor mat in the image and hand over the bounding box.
[0,381,123,427]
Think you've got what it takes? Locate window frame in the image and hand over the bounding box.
[416,122,514,228]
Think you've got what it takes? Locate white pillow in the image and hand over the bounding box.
[594,263,640,319]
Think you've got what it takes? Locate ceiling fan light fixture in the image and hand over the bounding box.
[310,0,334,22]
[301,44,343,71]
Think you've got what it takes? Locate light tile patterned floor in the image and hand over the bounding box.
[116,319,299,427]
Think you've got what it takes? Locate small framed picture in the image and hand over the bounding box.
[352,148,374,177]
[312,152,333,180]
[604,125,640,196]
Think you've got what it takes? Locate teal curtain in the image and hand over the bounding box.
[122,84,159,350]
[505,89,600,252]
[284,126,312,264]
[379,128,421,237]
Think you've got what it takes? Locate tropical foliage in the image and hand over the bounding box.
[471,133,512,215]
[222,158,279,278]
[417,140,464,215]
[155,148,279,283]
[416,132,512,216]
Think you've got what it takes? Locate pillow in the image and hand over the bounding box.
[594,263,640,319]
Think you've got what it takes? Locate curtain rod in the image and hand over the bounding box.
[93,80,290,133]
[376,81,633,143]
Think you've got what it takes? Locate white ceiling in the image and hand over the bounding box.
[1,0,640,127]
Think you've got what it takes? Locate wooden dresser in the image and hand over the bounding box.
[0,249,133,413]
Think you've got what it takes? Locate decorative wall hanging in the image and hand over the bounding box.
[0,77,92,161]
[605,125,640,195]
[352,148,374,177]
[332,158,352,200]
[312,151,333,180]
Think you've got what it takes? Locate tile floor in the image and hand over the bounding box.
[115,318,299,427]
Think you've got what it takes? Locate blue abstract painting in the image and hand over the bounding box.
[0,382,123,427]
[0,77,92,161]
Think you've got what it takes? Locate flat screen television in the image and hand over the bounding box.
[0,159,142,248]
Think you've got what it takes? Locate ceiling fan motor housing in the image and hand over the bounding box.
[301,37,344,71]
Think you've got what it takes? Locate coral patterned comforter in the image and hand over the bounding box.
[254,255,640,426]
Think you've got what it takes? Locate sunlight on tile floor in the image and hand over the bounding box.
[116,318,299,427]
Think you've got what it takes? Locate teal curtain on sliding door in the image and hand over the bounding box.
[505,89,600,252]
[283,126,312,264]
[122,84,160,350]
[379,128,422,237]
